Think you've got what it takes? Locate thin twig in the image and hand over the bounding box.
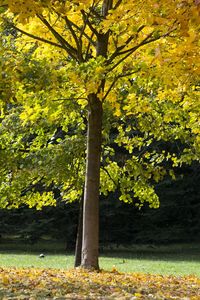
[9,23,64,49]
[37,14,78,60]
[102,77,118,101]
[52,97,88,102]
[81,9,99,37]
[101,165,118,187]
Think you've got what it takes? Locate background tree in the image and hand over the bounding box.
[0,0,199,269]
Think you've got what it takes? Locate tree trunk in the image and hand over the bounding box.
[81,0,111,270]
[81,94,103,269]
[74,196,83,267]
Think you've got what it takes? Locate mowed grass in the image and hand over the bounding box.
[0,242,200,277]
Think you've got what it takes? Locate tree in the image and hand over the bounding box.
[0,0,199,269]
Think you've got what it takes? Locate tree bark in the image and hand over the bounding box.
[81,94,103,269]
[74,196,83,267]
[81,0,112,270]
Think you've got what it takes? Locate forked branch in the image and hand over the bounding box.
[37,14,78,60]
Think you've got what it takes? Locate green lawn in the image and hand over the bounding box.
[0,242,200,276]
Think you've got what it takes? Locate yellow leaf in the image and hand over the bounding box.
[2,276,9,285]
[134,292,143,298]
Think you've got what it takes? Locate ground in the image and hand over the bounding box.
[0,267,200,299]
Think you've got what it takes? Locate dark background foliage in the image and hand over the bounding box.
[0,162,199,249]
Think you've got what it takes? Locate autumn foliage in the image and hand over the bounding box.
[0,267,200,299]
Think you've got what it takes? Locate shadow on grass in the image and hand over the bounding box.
[101,244,200,262]
[1,240,200,262]
[0,238,69,255]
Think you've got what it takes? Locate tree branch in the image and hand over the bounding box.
[108,25,145,63]
[8,23,64,50]
[85,32,95,60]
[80,9,99,37]
[108,32,163,72]
[52,97,88,102]
[117,26,176,59]
[119,37,158,56]
[37,14,78,60]
[51,7,96,47]
[102,0,113,17]
[64,16,83,62]
[102,69,141,101]
[108,35,135,62]
[113,0,123,10]
[101,165,118,188]
[102,77,118,101]
[64,16,80,47]
[72,20,96,47]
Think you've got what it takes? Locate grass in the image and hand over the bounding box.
[0,241,200,276]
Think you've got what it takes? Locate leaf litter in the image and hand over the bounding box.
[0,267,200,299]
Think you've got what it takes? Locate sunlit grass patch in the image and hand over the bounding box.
[1,243,200,277]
